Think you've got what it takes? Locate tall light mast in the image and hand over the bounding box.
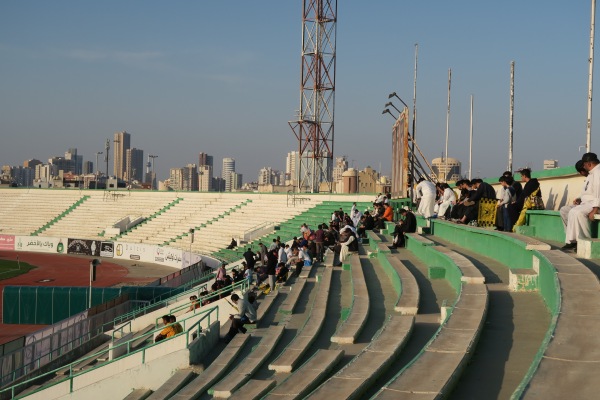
[289,0,337,193]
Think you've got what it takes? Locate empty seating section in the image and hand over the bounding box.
[168,196,318,254]
[0,190,86,235]
[120,196,244,245]
[42,191,181,239]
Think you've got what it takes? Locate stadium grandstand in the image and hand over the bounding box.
[0,165,599,400]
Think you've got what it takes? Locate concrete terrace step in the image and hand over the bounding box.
[268,267,333,373]
[278,279,307,315]
[170,333,252,400]
[521,250,600,399]
[503,232,551,250]
[331,253,369,344]
[227,379,276,400]
[306,315,414,399]
[209,325,286,398]
[434,245,486,284]
[147,369,195,400]
[387,255,420,315]
[264,349,344,400]
[406,232,435,247]
[373,284,488,399]
[255,291,279,327]
[123,388,153,400]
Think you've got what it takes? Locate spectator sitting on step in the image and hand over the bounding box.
[188,295,200,312]
[170,315,183,334]
[457,178,496,224]
[374,203,393,230]
[562,153,600,250]
[276,262,289,283]
[560,160,589,236]
[434,183,456,220]
[223,293,257,343]
[392,208,417,248]
[155,315,176,342]
[226,237,237,250]
[334,227,358,267]
[356,211,375,238]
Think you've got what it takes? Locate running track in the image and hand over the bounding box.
[0,251,157,345]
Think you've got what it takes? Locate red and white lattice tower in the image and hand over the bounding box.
[289,0,337,193]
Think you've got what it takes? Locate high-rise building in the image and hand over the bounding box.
[169,164,198,191]
[231,172,243,191]
[125,148,144,182]
[35,164,58,181]
[332,156,348,183]
[199,152,213,168]
[286,151,299,185]
[199,152,214,191]
[169,168,184,190]
[222,158,235,192]
[23,159,43,169]
[199,165,212,191]
[82,161,94,175]
[65,148,83,174]
[258,167,282,186]
[113,131,131,180]
[183,164,199,191]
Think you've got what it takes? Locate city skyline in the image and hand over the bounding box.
[0,1,596,183]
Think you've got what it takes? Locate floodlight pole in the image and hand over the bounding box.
[469,95,474,180]
[509,61,515,171]
[587,0,596,152]
[411,43,418,202]
[444,68,451,182]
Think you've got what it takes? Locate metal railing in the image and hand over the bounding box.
[0,306,219,399]
[0,299,148,387]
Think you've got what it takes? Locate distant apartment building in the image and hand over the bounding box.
[285,151,299,185]
[125,148,144,182]
[113,131,131,180]
[0,165,34,187]
[82,161,94,175]
[65,148,83,174]
[199,165,212,191]
[222,157,236,192]
[35,163,58,181]
[258,167,281,186]
[332,156,348,183]
[23,159,43,169]
[230,172,243,191]
[543,160,559,170]
[198,152,213,191]
[169,164,198,191]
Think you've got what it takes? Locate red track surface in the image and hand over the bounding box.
[0,251,156,345]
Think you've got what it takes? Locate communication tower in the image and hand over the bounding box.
[289,0,337,193]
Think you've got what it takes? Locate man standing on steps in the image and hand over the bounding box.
[563,153,600,251]
[416,178,437,218]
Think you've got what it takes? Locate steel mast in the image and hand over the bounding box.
[290,0,337,193]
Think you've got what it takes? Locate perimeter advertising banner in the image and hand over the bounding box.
[100,241,114,258]
[15,236,65,254]
[112,242,185,268]
[0,235,15,251]
[67,239,101,256]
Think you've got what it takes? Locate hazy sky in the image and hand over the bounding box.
[0,1,595,182]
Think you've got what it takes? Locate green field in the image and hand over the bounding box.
[0,259,36,280]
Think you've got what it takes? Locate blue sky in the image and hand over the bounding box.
[0,1,594,182]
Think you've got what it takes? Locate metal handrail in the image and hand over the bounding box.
[0,306,219,399]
